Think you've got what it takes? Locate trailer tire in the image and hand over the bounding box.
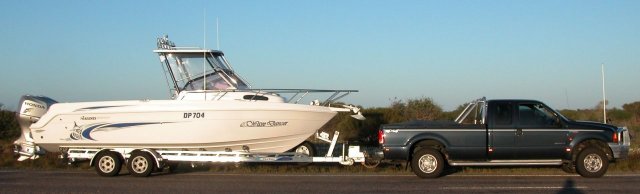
[128,151,155,177]
[411,148,444,178]
[293,141,315,157]
[576,147,609,178]
[94,151,122,177]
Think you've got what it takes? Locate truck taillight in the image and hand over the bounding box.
[613,132,619,143]
[378,129,385,144]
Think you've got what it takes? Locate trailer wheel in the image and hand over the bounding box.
[411,148,444,178]
[576,147,609,178]
[94,151,122,177]
[294,141,315,157]
[128,151,155,177]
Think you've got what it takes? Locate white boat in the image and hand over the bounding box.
[14,35,362,161]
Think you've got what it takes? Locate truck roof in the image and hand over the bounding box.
[487,99,544,104]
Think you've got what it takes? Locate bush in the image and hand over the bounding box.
[0,109,20,141]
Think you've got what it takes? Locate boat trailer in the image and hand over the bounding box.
[61,131,382,177]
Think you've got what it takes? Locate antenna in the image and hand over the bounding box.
[203,9,207,96]
[216,17,220,50]
[601,63,607,124]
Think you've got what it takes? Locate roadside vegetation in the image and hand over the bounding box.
[1,98,638,174]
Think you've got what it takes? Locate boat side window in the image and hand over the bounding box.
[182,72,232,91]
[518,103,561,128]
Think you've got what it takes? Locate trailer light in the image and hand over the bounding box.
[378,129,385,144]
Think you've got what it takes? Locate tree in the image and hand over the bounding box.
[385,97,444,122]
[622,101,640,122]
[594,100,609,110]
[404,98,443,120]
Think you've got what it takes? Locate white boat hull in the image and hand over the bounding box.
[29,100,337,153]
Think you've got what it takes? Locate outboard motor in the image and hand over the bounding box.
[14,95,57,161]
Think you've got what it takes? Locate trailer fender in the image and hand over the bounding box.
[132,149,165,169]
[90,149,124,167]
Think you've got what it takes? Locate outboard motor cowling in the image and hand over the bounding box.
[14,95,57,161]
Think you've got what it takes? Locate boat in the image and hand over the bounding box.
[14,35,362,161]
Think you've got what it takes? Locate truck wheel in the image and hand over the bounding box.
[94,151,122,177]
[411,148,444,178]
[576,147,609,178]
[294,141,315,157]
[127,151,155,177]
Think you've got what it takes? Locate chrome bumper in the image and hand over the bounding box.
[609,127,631,159]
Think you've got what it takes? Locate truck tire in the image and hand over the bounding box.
[411,148,444,178]
[576,147,609,178]
[127,151,155,177]
[94,151,122,177]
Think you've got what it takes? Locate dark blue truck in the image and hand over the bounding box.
[379,97,630,178]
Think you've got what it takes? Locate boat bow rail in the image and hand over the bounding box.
[178,89,356,105]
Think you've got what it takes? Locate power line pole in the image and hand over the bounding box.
[601,63,607,124]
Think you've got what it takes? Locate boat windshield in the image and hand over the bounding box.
[158,52,249,92]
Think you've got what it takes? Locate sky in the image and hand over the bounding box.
[1,0,639,111]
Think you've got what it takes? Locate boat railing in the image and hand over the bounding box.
[180,89,358,106]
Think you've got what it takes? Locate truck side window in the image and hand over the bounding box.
[494,103,513,126]
[518,103,560,128]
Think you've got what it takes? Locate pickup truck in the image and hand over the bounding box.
[379,97,630,178]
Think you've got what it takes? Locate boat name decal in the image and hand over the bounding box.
[240,121,289,127]
[184,112,205,118]
[81,116,97,120]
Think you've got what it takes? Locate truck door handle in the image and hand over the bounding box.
[516,129,523,136]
